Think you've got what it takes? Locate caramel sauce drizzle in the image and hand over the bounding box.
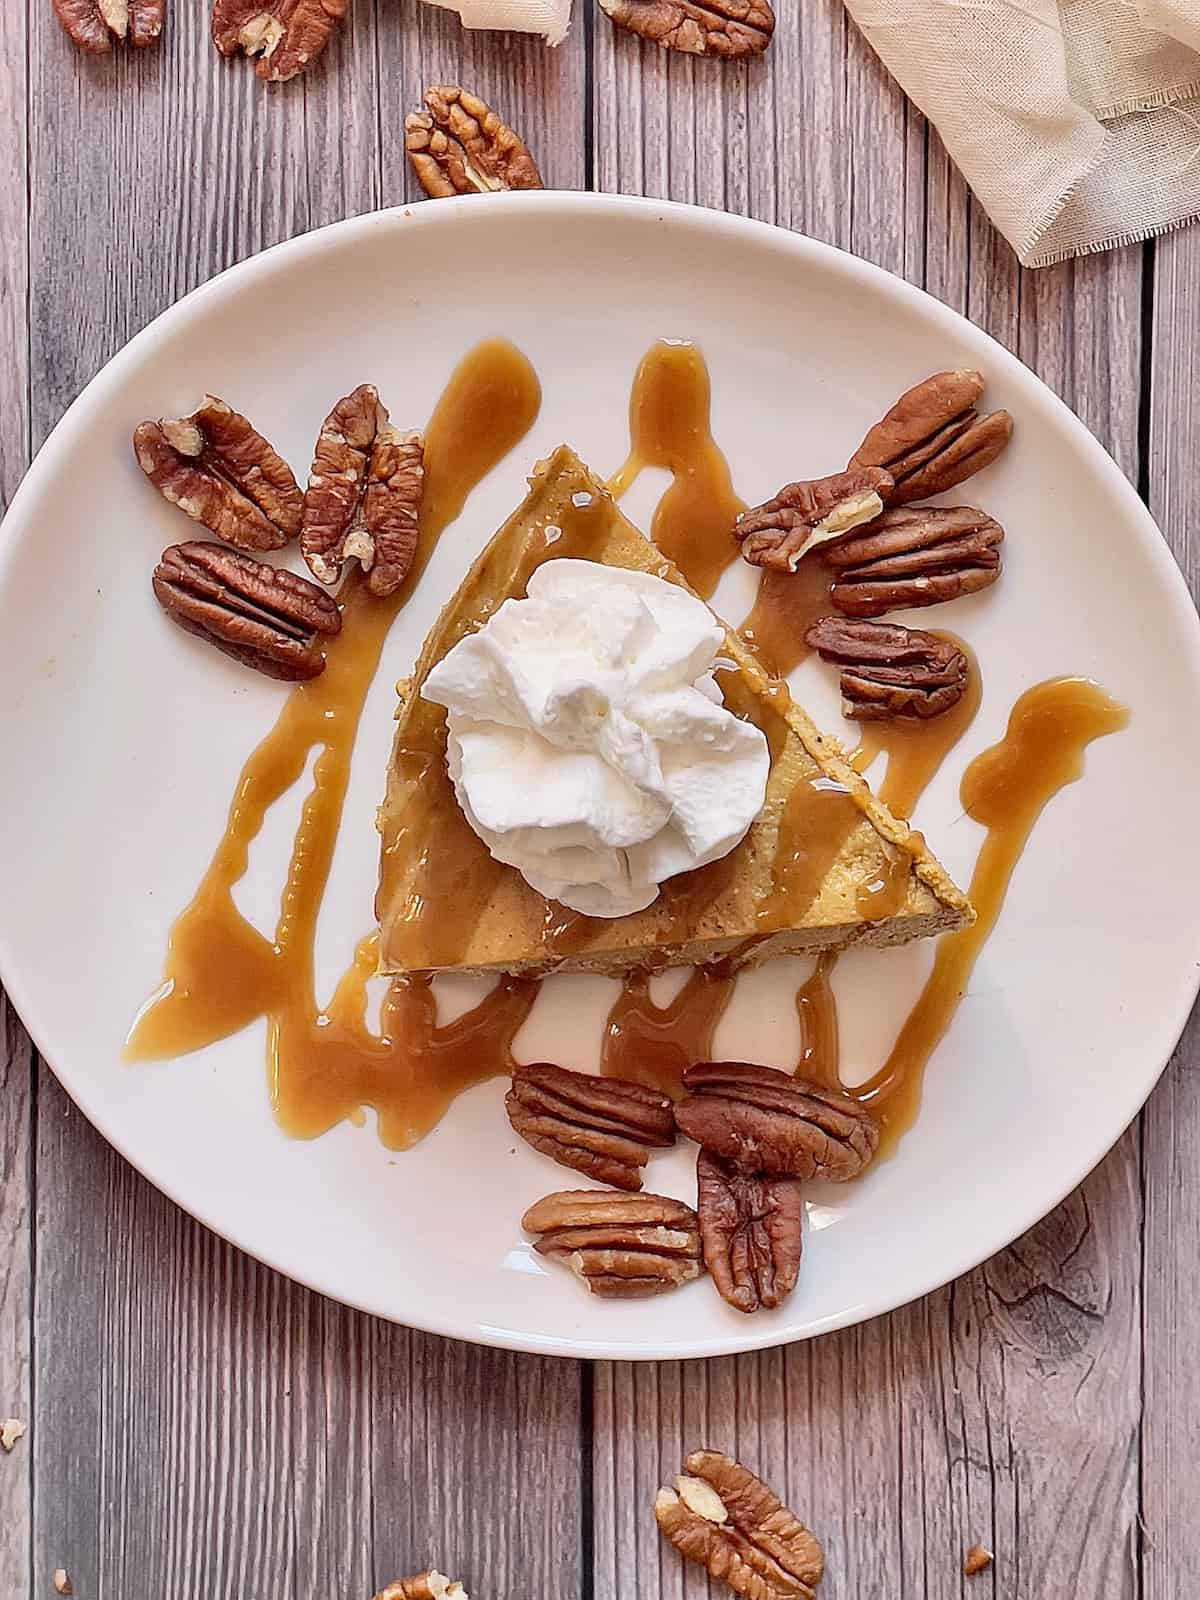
[848,634,982,924]
[853,677,1129,1152]
[739,562,834,679]
[608,340,744,598]
[849,635,983,822]
[796,952,840,1092]
[600,965,739,1099]
[126,340,543,1146]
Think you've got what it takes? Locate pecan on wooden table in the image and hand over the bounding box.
[964,1545,994,1577]
[301,384,423,596]
[153,541,341,681]
[506,1062,675,1191]
[134,397,303,551]
[656,1450,825,1600]
[849,369,1013,505]
[599,0,776,58]
[734,466,892,572]
[676,1063,878,1182]
[405,87,543,199]
[375,1574,468,1600]
[522,1189,704,1298]
[695,1149,804,1314]
[823,503,1003,618]
[52,0,165,50]
[211,0,347,82]
[805,616,970,721]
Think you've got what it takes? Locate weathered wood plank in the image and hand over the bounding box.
[0,995,33,1600]
[590,10,1146,1597]
[1141,223,1200,1598]
[24,4,586,1596]
[0,0,31,1593]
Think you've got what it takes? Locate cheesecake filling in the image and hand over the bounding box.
[421,557,770,917]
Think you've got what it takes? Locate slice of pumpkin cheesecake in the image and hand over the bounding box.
[375,446,972,977]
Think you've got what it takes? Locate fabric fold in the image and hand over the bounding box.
[843,0,1200,265]
[421,0,572,43]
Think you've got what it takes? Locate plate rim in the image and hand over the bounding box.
[2,190,1198,1360]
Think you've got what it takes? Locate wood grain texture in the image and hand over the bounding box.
[31,1096,583,1598]
[0,0,31,1594]
[3,0,1199,1596]
[0,996,33,1600]
[590,7,1149,1598]
[1141,224,1200,1599]
[20,4,585,1598]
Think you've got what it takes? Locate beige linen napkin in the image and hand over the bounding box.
[422,0,572,42]
[844,0,1200,265]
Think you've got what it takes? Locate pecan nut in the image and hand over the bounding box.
[405,87,543,199]
[805,616,969,721]
[599,0,775,57]
[523,1190,703,1298]
[734,468,892,572]
[134,397,303,552]
[676,1063,879,1181]
[211,0,347,82]
[153,541,341,681]
[696,1150,804,1314]
[849,369,1013,505]
[375,1575,468,1600]
[655,1451,825,1600]
[506,1063,675,1191]
[52,0,165,49]
[823,503,1003,618]
[301,385,423,595]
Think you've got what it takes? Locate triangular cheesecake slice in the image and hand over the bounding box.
[376,447,972,977]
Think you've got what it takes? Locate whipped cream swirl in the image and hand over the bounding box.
[421,559,770,917]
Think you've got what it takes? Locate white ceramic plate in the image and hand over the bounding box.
[2,195,1198,1359]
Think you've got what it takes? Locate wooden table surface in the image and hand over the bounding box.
[2,3,1199,1596]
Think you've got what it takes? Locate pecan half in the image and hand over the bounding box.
[405,87,543,199]
[52,0,165,49]
[849,370,1013,505]
[964,1546,994,1577]
[600,0,774,56]
[506,1063,674,1191]
[655,1451,825,1600]
[375,1575,468,1600]
[134,398,303,552]
[824,504,1003,618]
[805,616,969,721]
[211,0,346,82]
[523,1190,703,1298]
[301,385,423,595]
[153,541,341,681]
[696,1150,804,1314]
[734,468,892,572]
[676,1064,879,1182]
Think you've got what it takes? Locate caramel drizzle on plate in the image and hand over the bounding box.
[126,340,543,1146]
[853,676,1128,1154]
[795,951,840,1092]
[739,562,833,678]
[608,340,744,599]
[848,633,983,823]
[600,965,739,1100]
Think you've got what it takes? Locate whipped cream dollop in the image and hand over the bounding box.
[421,559,770,917]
